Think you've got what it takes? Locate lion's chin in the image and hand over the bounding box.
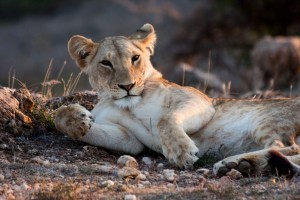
[114,96,141,109]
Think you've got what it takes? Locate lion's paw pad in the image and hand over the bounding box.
[213,158,252,177]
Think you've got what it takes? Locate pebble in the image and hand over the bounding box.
[179,171,192,178]
[157,163,164,169]
[101,180,114,188]
[7,193,15,200]
[158,174,164,180]
[142,157,153,166]
[226,169,243,179]
[20,182,30,190]
[163,169,176,182]
[117,155,139,169]
[166,183,175,188]
[118,167,141,179]
[141,180,150,185]
[219,176,232,185]
[28,149,38,155]
[196,168,210,177]
[91,164,116,174]
[0,174,4,181]
[42,160,50,167]
[136,173,147,181]
[124,194,137,200]
[31,156,50,166]
[0,143,9,150]
[141,170,149,176]
[57,163,67,169]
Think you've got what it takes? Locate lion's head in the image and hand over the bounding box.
[68,24,160,108]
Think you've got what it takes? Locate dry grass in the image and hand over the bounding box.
[39,59,82,98]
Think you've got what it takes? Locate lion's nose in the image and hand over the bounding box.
[118,82,136,92]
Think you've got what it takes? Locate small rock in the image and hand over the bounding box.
[91,164,116,174]
[196,168,210,177]
[163,169,176,182]
[141,180,150,185]
[31,156,50,166]
[0,143,9,150]
[158,174,164,180]
[57,163,67,169]
[7,193,15,200]
[101,180,114,188]
[124,194,137,200]
[137,183,144,188]
[118,167,141,179]
[136,173,147,181]
[157,163,164,169]
[166,183,175,188]
[219,176,232,185]
[20,182,30,190]
[43,160,50,167]
[28,149,38,155]
[117,155,138,169]
[142,157,153,166]
[141,171,149,176]
[179,171,192,178]
[226,169,243,179]
[60,164,79,176]
[31,156,43,164]
[0,174,4,181]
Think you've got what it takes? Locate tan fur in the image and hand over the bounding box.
[252,36,300,89]
[55,24,300,176]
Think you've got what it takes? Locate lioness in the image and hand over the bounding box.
[55,24,300,177]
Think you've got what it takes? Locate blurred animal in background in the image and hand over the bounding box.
[252,37,300,91]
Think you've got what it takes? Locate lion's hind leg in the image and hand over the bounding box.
[213,144,300,177]
[268,148,300,177]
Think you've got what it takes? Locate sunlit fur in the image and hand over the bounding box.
[56,24,300,176]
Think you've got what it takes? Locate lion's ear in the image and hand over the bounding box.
[129,23,157,55]
[68,35,97,69]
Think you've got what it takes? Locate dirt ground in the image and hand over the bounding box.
[0,87,300,200]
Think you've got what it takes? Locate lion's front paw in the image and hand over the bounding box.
[55,104,93,140]
[162,138,199,169]
[213,156,253,177]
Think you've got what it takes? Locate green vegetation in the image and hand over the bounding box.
[31,99,56,131]
[194,153,217,167]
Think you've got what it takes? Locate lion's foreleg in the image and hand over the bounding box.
[158,115,199,169]
[55,104,144,155]
[80,123,145,155]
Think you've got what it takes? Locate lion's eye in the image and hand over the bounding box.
[132,55,140,64]
[99,60,113,68]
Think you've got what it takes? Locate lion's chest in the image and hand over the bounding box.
[131,92,165,136]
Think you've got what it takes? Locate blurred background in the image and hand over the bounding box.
[0,0,300,97]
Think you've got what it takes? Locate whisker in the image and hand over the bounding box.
[144,86,157,90]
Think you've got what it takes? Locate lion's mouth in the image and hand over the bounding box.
[121,94,140,99]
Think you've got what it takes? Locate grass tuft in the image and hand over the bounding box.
[31,99,55,130]
[194,152,217,167]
